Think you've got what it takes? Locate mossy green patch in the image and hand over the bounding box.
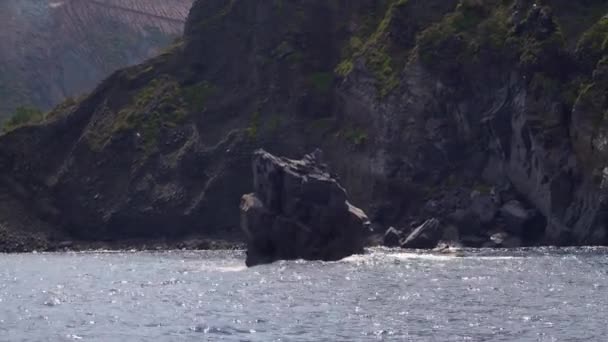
[550,0,608,45]
[45,96,80,120]
[182,81,217,112]
[416,0,505,74]
[88,77,200,152]
[246,111,261,139]
[115,79,188,151]
[335,60,354,77]
[309,72,334,93]
[576,17,608,70]
[417,1,567,77]
[515,30,565,72]
[335,0,411,97]
[335,126,369,147]
[2,106,44,133]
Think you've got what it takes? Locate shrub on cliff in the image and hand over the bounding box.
[2,106,44,133]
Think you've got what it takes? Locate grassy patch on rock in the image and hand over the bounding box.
[334,0,412,97]
[87,76,217,153]
[308,72,334,93]
[2,106,45,133]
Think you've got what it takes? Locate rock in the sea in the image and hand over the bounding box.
[490,231,508,245]
[401,218,442,249]
[240,149,368,266]
[383,227,402,248]
[488,231,523,248]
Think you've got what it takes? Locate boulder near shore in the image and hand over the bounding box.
[240,150,369,266]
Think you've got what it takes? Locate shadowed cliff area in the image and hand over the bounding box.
[1,0,608,251]
[0,0,193,122]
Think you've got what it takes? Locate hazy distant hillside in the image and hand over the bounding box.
[0,0,193,121]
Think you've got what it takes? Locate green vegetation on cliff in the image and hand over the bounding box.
[2,106,44,133]
[576,17,608,70]
[87,73,219,152]
[336,0,414,97]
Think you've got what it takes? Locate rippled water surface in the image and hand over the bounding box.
[1,248,608,341]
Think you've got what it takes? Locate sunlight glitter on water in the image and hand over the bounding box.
[0,249,607,341]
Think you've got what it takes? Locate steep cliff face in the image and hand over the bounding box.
[0,0,192,121]
[1,0,608,248]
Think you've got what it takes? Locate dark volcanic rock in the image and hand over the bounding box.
[447,209,482,237]
[383,227,403,248]
[498,200,546,243]
[470,191,499,224]
[500,200,531,233]
[401,218,442,249]
[240,150,368,267]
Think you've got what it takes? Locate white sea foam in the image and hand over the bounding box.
[197,263,247,273]
[342,249,520,264]
[48,2,66,9]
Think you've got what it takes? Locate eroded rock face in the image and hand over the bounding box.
[240,150,368,266]
[1,0,608,250]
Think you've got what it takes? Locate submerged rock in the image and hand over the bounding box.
[240,149,368,266]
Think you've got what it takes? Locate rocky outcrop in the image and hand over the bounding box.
[240,150,368,266]
[382,189,545,249]
[383,227,402,248]
[400,218,443,249]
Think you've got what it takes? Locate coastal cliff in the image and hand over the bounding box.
[1,0,608,250]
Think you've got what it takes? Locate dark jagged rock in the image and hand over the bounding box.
[441,224,460,245]
[447,209,482,237]
[499,200,546,242]
[401,218,443,249]
[383,227,402,248]
[470,191,499,224]
[500,201,530,233]
[240,150,368,266]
